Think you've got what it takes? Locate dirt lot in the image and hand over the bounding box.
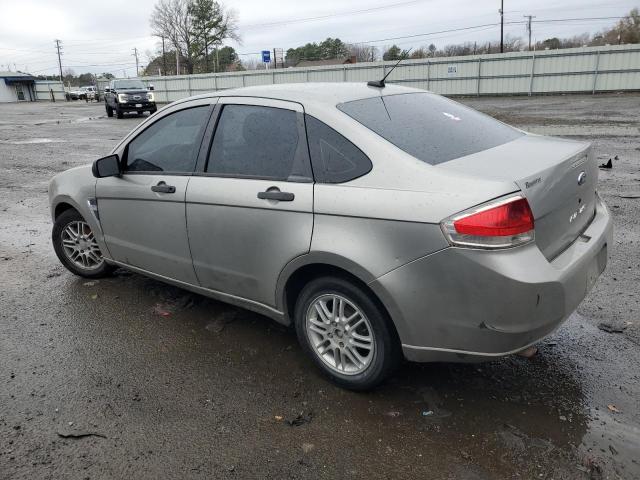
[0,95,639,479]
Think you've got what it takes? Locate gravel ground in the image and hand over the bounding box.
[0,94,639,479]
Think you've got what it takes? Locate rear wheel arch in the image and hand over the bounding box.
[282,262,400,345]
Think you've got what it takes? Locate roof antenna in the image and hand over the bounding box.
[368,48,412,88]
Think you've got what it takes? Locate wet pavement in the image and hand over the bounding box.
[1,96,639,479]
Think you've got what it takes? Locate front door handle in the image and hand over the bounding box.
[257,187,295,202]
[151,181,176,194]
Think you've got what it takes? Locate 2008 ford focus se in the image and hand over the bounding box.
[49,83,612,390]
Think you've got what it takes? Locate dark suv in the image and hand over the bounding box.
[104,79,157,119]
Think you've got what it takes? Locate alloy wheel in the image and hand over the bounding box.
[60,221,104,270]
[305,294,375,375]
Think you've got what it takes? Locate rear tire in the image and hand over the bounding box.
[52,209,114,279]
[106,104,113,117]
[294,276,401,391]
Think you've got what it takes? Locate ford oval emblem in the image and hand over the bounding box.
[577,171,587,186]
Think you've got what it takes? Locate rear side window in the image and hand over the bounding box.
[305,115,372,183]
[206,104,310,181]
[337,93,523,165]
[125,106,210,173]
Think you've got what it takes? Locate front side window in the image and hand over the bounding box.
[337,92,523,165]
[125,106,210,173]
[305,115,372,183]
[206,104,309,181]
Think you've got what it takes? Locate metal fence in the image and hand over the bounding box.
[133,44,640,103]
[35,44,640,103]
[34,80,66,101]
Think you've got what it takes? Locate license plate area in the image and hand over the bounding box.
[135,103,142,108]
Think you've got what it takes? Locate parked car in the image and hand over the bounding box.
[81,85,98,101]
[104,79,156,118]
[49,83,612,390]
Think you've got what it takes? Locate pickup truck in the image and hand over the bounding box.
[66,85,98,101]
[104,79,156,118]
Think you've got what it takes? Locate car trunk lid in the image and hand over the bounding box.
[438,134,598,260]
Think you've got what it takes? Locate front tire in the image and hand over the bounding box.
[52,209,114,278]
[116,106,124,119]
[294,276,401,391]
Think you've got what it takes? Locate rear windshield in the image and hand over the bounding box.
[337,92,523,165]
[114,80,146,90]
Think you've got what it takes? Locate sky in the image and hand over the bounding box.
[0,0,636,77]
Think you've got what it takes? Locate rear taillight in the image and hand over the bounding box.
[441,195,535,249]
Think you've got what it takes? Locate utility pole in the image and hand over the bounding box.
[54,39,63,82]
[161,36,167,76]
[499,0,504,53]
[132,47,139,76]
[204,35,209,73]
[524,15,536,50]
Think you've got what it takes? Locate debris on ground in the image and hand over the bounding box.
[517,346,538,358]
[46,271,62,278]
[83,281,97,287]
[384,411,401,418]
[205,310,237,333]
[57,431,107,439]
[90,294,98,300]
[152,304,172,317]
[287,411,313,426]
[274,415,283,421]
[422,410,434,417]
[598,322,627,333]
[301,443,315,453]
[618,194,640,199]
[607,404,620,413]
[598,159,613,169]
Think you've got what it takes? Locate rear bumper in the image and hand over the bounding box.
[370,195,613,362]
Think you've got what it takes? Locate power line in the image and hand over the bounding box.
[241,0,427,29]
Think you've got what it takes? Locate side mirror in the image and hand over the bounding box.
[148,84,155,91]
[104,87,111,93]
[92,154,121,178]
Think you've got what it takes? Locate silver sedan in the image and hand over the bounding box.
[49,83,613,390]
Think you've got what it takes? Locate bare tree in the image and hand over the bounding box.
[347,43,378,62]
[150,0,196,74]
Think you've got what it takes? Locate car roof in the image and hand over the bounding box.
[180,82,427,108]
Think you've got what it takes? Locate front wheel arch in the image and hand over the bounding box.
[54,201,76,220]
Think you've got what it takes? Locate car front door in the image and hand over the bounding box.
[96,99,215,283]
[186,97,314,307]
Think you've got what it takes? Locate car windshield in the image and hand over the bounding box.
[114,80,146,90]
[337,92,523,165]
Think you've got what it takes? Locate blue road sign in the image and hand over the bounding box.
[261,50,271,63]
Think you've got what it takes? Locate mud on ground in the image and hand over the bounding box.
[0,95,639,479]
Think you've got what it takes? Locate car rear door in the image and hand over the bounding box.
[186,97,313,307]
[96,99,215,283]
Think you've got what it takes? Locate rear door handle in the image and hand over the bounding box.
[257,187,295,202]
[151,181,176,194]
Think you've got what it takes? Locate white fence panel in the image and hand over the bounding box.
[109,44,640,103]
